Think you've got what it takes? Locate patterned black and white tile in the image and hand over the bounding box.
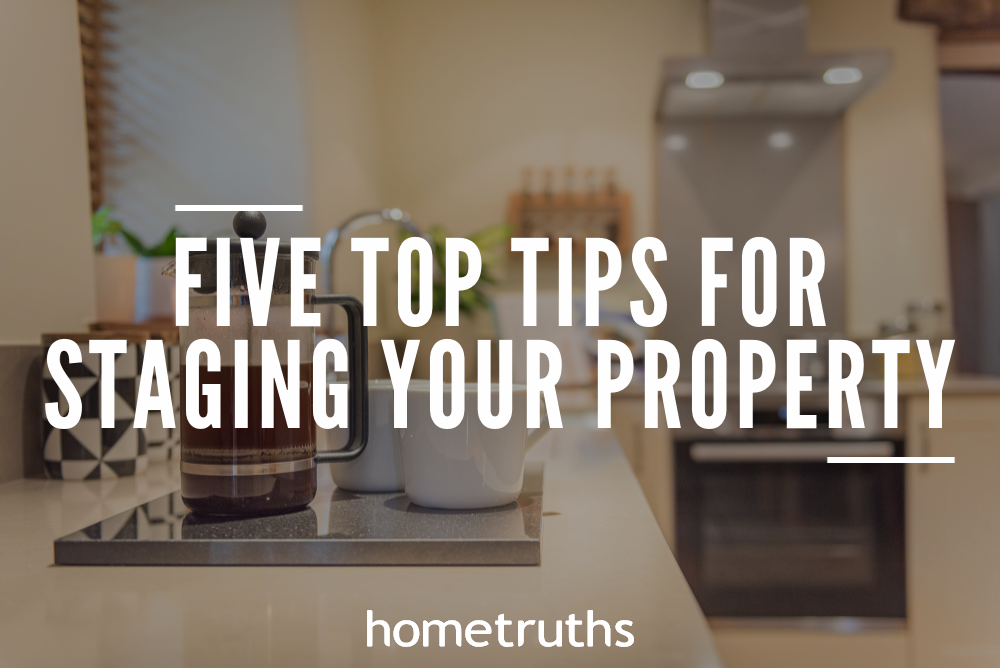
[144,343,181,463]
[41,341,181,479]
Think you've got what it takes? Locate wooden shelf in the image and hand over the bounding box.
[507,191,631,253]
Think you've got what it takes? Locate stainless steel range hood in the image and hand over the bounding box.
[657,0,890,119]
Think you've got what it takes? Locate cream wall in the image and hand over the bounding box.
[0,0,95,344]
[300,0,948,338]
[296,0,386,234]
[370,0,705,241]
[294,0,707,338]
[808,0,950,337]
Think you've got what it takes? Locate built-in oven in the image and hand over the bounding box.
[673,400,906,623]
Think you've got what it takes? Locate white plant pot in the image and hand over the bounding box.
[134,256,175,322]
[93,254,175,324]
[93,254,136,323]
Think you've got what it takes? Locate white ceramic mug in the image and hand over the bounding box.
[324,379,405,493]
[396,381,550,509]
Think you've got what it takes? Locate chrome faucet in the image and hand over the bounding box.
[319,208,428,333]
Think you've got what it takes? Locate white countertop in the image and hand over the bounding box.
[0,426,722,668]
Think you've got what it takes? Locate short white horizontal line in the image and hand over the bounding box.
[827,457,955,464]
[174,205,304,212]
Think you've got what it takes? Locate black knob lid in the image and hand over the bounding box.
[233,211,266,239]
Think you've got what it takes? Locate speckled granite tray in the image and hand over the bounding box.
[54,462,543,566]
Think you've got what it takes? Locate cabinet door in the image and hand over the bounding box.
[610,397,675,548]
[908,395,1000,668]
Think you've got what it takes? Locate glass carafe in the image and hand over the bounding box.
[178,211,367,516]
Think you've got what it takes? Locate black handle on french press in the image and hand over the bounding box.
[232,212,369,463]
[311,294,369,463]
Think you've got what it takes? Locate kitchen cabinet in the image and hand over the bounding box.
[907,394,1000,667]
[614,387,1000,668]
[712,629,907,668]
[610,398,674,549]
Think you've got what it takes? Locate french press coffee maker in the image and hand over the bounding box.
[178,211,368,516]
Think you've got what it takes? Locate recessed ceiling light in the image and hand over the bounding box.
[665,134,688,151]
[823,67,863,85]
[768,131,793,149]
[685,71,724,89]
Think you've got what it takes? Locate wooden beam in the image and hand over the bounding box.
[940,41,1000,72]
[900,0,1000,33]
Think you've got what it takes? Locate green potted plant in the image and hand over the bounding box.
[92,206,181,323]
[401,223,511,380]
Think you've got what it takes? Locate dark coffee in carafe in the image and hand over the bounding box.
[180,364,317,515]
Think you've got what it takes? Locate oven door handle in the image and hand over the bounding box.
[689,441,895,462]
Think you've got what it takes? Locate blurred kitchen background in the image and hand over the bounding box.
[2,0,959,351]
[3,1,1000,667]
